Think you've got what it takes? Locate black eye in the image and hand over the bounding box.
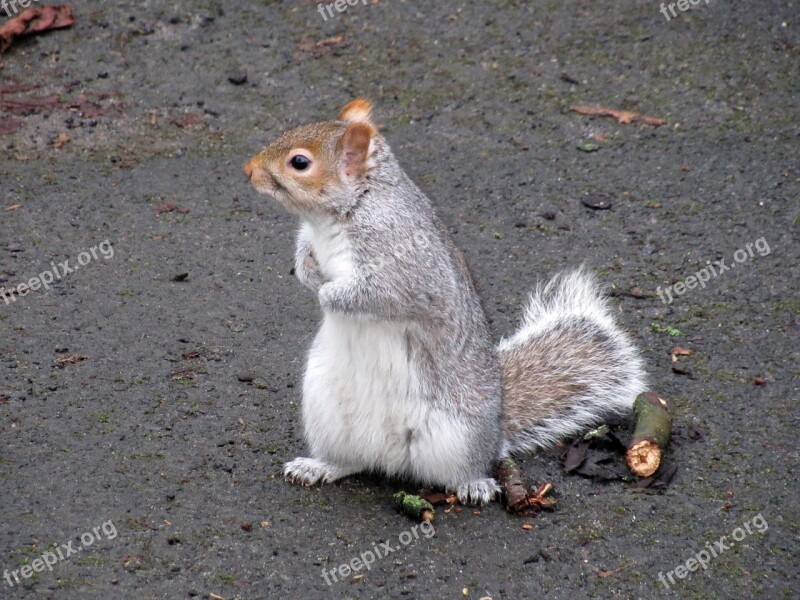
[289,155,311,171]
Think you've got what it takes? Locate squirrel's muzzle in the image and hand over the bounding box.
[243,159,255,179]
[244,155,276,194]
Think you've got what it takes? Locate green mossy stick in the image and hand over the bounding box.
[393,492,435,522]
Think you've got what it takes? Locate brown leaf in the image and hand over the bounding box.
[570,104,666,126]
[5,203,22,211]
[563,439,590,471]
[0,5,75,59]
[0,94,62,116]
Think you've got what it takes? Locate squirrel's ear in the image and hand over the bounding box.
[338,98,374,125]
[337,121,376,179]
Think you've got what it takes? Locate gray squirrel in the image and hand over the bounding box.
[244,99,647,505]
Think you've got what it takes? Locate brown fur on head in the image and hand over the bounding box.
[244,98,377,216]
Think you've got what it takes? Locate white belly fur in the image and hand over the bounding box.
[300,219,473,486]
[303,315,475,485]
[303,315,415,471]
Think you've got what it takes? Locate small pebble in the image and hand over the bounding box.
[581,194,613,210]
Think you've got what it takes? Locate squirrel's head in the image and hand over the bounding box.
[244,98,377,216]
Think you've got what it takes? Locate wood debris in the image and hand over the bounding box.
[53,353,88,368]
[570,104,666,126]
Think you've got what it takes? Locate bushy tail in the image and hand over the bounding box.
[496,267,647,456]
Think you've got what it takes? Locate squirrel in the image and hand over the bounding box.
[244,99,648,505]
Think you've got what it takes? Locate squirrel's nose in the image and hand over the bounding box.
[243,159,255,180]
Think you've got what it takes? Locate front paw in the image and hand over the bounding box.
[455,478,501,506]
[295,254,325,292]
[317,281,342,312]
[284,457,349,486]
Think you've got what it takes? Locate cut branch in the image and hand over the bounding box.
[495,457,556,514]
[626,392,672,477]
[496,457,529,512]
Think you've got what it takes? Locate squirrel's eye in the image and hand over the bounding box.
[289,155,311,171]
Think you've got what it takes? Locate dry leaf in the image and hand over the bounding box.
[5,204,22,211]
[1,93,62,116]
[570,104,666,126]
[0,5,75,61]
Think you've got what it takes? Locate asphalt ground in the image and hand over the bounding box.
[1,1,798,598]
